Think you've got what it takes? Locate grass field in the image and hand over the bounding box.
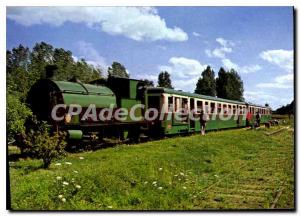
[8,120,294,210]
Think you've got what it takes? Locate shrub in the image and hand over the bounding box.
[25,121,67,169]
[7,93,32,141]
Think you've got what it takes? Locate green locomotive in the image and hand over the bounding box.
[27,76,272,143]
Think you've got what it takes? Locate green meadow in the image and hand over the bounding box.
[8,120,294,210]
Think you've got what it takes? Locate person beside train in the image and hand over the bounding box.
[200,109,209,135]
[255,111,261,127]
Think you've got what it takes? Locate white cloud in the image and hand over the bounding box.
[159,57,206,79]
[7,7,188,42]
[244,90,277,102]
[239,65,262,74]
[192,32,201,37]
[260,49,293,72]
[244,90,293,109]
[221,58,261,74]
[221,58,238,70]
[256,73,293,89]
[76,41,108,73]
[216,37,235,47]
[158,57,207,92]
[206,37,233,59]
[206,37,261,74]
[157,45,167,50]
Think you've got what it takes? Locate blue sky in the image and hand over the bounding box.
[6,7,294,109]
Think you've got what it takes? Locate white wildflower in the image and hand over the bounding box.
[180,172,184,176]
[63,181,69,186]
[55,163,61,166]
[58,195,63,199]
[73,170,78,174]
[61,198,66,202]
[178,178,181,181]
[79,157,84,160]
[174,174,178,177]
[144,181,148,185]
[107,206,113,209]
[75,185,81,189]
[183,186,187,190]
[152,181,157,185]
[214,174,219,178]
[71,178,75,182]
[158,168,163,171]
[65,162,72,165]
[56,176,62,180]
[158,187,163,190]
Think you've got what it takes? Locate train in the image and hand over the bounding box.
[27,76,272,143]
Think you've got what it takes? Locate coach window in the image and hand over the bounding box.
[223,104,227,114]
[182,98,188,109]
[196,100,203,113]
[168,96,174,112]
[233,105,236,114]
[218,103,222,113]
[211,102,216,114]
[238,106,242,114]
[228,104,232,114]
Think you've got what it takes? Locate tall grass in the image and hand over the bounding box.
[9,122,294,210]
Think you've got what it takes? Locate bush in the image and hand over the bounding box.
[7,93,32,141]
[24,121,67,169]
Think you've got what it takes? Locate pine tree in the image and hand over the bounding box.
[157,71,173,89]
[216,67,244,101]
[194,66,216,96]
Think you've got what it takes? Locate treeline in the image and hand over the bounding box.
[274,100,294,115]
[7,42,103,101]
[157,66,244,102]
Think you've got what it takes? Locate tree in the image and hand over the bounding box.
[216,67,227,99]
[194,66,216,96]
[7,92,32,141]
[275,100,294,115]
[157,71,173,89]
[30,42,54,82]
[108,62,129,78]
[216,68,244,101]
[6,45,31,100]
[52,48,74,80]
[73,59,102,83]
[141,79,154,87]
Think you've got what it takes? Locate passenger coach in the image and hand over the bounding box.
[146,87,272,135]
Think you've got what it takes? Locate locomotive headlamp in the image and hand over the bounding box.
[65,113,72,123]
